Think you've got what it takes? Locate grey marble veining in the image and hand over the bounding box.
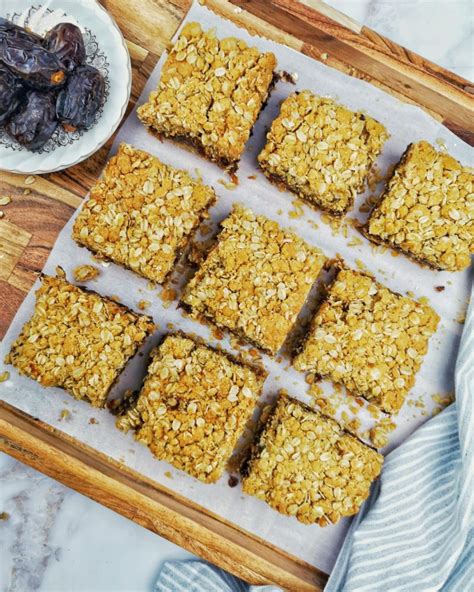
[1,1,472,591]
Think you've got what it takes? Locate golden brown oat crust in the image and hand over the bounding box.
[258,91,388,215]
[116,333,266,483]
[5,274,155,408]
[72,143,217,284]
[241,393,383,526]
[293,267,440,414]
[137,22,277,171]
[365,141,473,272]
[181,204,326,355]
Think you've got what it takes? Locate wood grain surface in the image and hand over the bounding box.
[0,1,473,588]
[0,402,327,591]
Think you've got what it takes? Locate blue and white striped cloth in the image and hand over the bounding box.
[155,282,473,592]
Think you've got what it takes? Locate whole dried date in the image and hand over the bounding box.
[6,90,58,151]
[0,17,43,44]
[56,65,104,129]
[0,34,66,89]
[0,66,24,125]
[44,23,86,72]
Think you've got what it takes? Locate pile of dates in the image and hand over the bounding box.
[0,18,105,152]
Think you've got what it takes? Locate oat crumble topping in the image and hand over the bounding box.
[5,273,155,407]
[73,264,100,282]
[293,267,440,414]
[73,143,216,284]
[365,141,473,271]
[116,333,266,483]
[241,393,383,526]
[258,91,388,216]
[137,22,276,171]
[181,204,326,355]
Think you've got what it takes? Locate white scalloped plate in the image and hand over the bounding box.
[0,0,131,174]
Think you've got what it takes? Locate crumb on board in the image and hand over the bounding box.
[0,196,12,206]
[0,512,10,521]
[73,265,100,282]
[88,417,98,425]
[435,286,445,292]
[137,300,151,310]
[0,371,10,382]
[164,470,173,479]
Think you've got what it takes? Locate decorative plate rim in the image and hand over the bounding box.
[0,0,131,175]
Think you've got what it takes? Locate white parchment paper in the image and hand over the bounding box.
[1,2,473,573]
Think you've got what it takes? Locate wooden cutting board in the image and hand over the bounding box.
[0,1,473,589]
[0,0,473,338]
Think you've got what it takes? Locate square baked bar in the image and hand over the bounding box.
[364,141,473,271]
[116,333,266,483]
[293,267,439,414]
[181,205,326,355]
[72,143,217,284]
[5,271,155,407]
[241,393,383,526]
[258,91,388,216]
[137,22,276,172]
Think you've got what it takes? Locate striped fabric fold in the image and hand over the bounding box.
[326,281,474,592]
[155,283,473,592]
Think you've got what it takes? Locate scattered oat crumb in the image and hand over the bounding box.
[164,470,173,479]
[23,188,31,195]
[73,265,100,282]
[24,175,35,185]
[199,222,212,236]
[0,196,11,206]
[431,391,455,416]
[59,409,71,421]
[320,52,328,60]
[369,417,396,448]
[455,310,467,324]
[89,417,98,425]
[435,286,445,292]
[247,174,257,180]
[211,326,224,341]
[218,178,238,190]
[347,236,363,248]
[288,199,305,219]
[138,300,151,310]
[160,287,176,308]
[355,258,367,271]
[0,512,10,521]
[0,371,10,382]
[166,322,175,330]
[110,295,121,303]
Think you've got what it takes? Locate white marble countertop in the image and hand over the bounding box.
[1,2,472,591]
